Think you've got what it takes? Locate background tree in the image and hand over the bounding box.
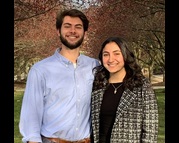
[14,0,165,83]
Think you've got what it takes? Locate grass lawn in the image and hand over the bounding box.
[155,88,165,143]
[14,88,165,143]
[14,90,23,143]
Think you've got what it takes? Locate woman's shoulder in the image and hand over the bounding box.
[142,77,152,87]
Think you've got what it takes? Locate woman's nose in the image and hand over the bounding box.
[108,55,114,62]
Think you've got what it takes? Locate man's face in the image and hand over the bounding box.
[59,16,86,49]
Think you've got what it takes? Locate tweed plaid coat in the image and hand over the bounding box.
[91,80,158,143]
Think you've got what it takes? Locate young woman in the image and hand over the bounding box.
[91,37,158,143]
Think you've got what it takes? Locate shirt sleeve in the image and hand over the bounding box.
[19,67,44,143]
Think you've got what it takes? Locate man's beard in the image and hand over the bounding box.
[60,34,84,50]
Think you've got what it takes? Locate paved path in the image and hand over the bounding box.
[151,74,165,89]
[152,86,165,89]
[14,74,165,91]
[15,85,165,92]
[151,74,163,84]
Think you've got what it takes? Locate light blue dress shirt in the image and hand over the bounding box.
[19,48,100,143]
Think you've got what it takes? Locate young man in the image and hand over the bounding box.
[19,9,100,143]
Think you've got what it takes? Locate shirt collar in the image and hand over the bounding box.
[54,48,83,66]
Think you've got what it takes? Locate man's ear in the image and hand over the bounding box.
[84,31,87,38]
[57,29,60,36]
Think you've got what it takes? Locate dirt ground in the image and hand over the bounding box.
[14,82,26,91]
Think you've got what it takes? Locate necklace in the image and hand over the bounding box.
[111,83,123,94]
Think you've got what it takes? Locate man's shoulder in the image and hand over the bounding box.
[81,54,98,61]
[32,55,54,67]
[81,55,100,65]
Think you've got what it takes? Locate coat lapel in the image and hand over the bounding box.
[114,88,138,122]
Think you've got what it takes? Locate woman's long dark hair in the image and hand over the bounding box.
[93,37,145,91]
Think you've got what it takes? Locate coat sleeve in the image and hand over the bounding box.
[141,84,159,143]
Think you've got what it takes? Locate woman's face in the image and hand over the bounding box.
[102,42,125,74]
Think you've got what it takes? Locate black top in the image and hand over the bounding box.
[99,82,124,143]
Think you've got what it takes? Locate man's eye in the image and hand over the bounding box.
[76,26,82,29]
[64,25,70,28]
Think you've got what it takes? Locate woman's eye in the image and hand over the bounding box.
[103,54,108,57]
[115,53,120,55]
